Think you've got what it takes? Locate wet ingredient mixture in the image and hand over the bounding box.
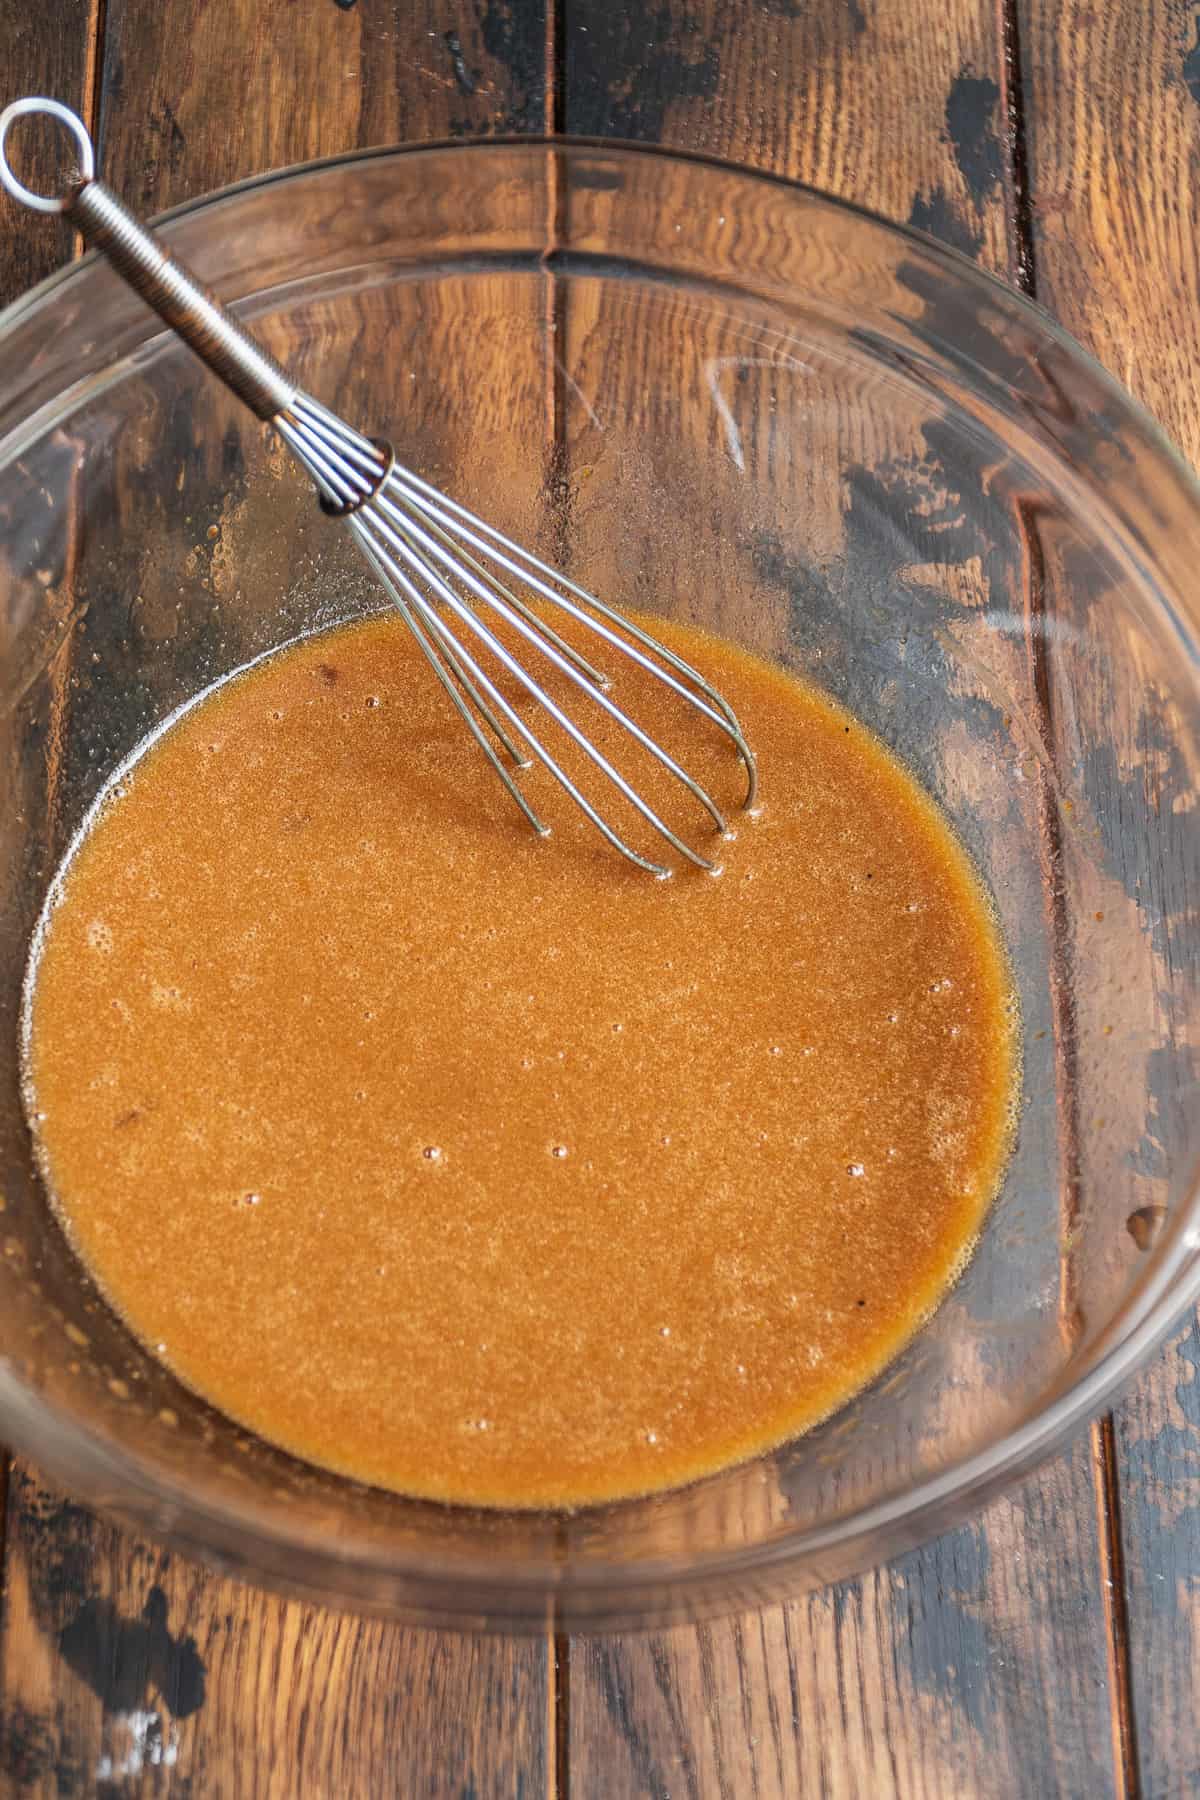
[26,613,1017,1508]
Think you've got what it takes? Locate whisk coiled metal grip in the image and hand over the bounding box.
[0,97,757,877]
[70,180,297,420]
[0,98,295,420]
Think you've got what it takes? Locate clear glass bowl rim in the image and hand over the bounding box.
[2,136,1199,1625]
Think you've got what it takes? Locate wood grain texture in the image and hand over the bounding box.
[0,1466,549,1799]
[570,1447,1118,1799]
[566,0,1018,274]
[0,0,93,1721]
[0,0,94,1742]
[561,1,1125,1794]
[1020,1,1200,1791]
[1020,0,1200,457]
[1,5,552,1797]
[99,0,548,213]
[0,0,93,305]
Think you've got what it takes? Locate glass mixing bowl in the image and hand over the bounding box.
[0,142,1198,1631]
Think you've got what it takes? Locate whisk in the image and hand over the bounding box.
[0,98,756,877]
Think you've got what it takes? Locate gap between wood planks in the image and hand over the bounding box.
[82,0,109,156]
[1002,0,1139,1791]
[545,6,573,1795]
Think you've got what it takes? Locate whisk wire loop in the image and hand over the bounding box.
[360,501,719,875]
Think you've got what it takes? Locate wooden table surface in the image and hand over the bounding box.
[1,1,1199,1794]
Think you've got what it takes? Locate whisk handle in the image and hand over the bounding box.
[0,97,296,422]
[67,179,297,420]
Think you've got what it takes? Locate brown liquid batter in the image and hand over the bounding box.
[26,613,1017,1508]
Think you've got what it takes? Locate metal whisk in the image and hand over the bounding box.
[0,98,756,877]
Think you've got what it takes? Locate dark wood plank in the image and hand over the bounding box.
[0,1465,549,1799]
[1,5,553,1796]
[100,0,548,214]
[1019,0,1200,453]
[0,0,94,1708]
[0,0,94,303]
[571,1456,1113,1799]
[566,0,1014,268]
[1020,1,1200,1790]
[561,1,1124,1792]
